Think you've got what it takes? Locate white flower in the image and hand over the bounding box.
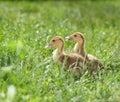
[7,85,16,102]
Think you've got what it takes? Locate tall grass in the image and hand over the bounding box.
[0,1,120,102]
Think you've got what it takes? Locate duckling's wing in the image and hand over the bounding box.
[87,54,104,71]
[88,54,97,60]
[65,53,85,68]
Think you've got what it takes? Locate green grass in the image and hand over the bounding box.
[0,1,120,102]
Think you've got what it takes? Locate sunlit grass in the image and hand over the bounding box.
[0,1,120,102]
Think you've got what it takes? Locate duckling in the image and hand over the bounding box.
[45,36,86,77]
[66,32,104,72]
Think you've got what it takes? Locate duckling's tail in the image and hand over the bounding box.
[98,61,104,70]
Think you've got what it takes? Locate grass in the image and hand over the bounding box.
[0,1,120,102]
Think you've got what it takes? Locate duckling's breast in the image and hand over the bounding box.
[52,49,60,62]
[74,43,81,53]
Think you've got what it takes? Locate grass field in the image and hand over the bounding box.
[0,1,120,102]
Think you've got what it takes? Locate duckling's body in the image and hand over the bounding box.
[66,32,104,72]
[45,36,86,77]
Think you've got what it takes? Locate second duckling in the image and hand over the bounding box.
[66,32,104,72]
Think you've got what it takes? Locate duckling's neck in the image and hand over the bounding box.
[53,44,64,61]
[74,42,86,57]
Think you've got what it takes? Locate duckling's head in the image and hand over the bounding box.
[45,36,64,49]
[66,32,84,43]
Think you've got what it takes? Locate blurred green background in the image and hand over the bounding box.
[0,1,120,102]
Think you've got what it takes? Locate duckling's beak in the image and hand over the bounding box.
[65,36,73,40]
[45,43,52,49]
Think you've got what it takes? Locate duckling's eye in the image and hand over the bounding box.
[52,40,55,42]
[74,35,77,37]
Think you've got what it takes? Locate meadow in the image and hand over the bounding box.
[0,1,120,102]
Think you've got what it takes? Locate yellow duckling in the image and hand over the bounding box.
[66,32,104,72]
[45,36,86,76]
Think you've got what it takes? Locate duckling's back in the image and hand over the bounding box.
[59,53,86,69]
